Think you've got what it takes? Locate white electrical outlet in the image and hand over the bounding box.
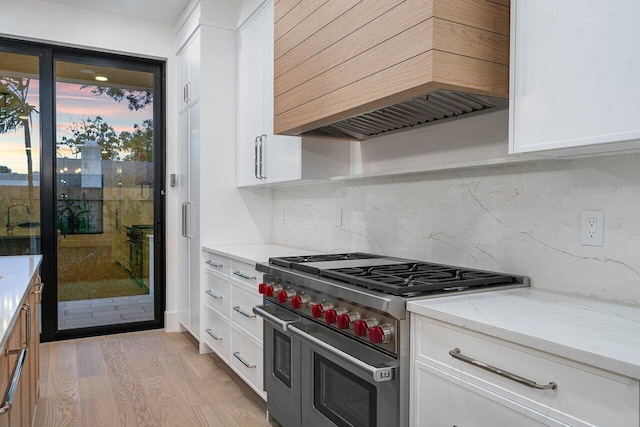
[279,209,285,225]
[334,208,343,227]
[580,211,604,246]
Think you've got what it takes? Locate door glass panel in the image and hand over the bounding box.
[55,60,155,330]
[314,354,377,427]
[274,329,292,387]
[0,51,41,256]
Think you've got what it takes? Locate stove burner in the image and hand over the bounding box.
[320,262,518,296]
[269,252,382,273]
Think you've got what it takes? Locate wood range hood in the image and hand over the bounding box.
[273,0,510,140]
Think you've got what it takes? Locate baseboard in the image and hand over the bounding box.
[164,311,186,332]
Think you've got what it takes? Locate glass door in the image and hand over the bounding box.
[53,56,160,332]
[0,49,41,257]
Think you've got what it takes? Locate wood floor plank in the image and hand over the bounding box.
[79,375,120,426]
[102,340,161,426]
[42,342,82,425]
[75,340,105,377]
[143,375,201,427]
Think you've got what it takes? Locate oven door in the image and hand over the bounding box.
[254,304,302,426]
[290,322,399,427]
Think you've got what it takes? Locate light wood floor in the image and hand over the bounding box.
[35,329,277,426]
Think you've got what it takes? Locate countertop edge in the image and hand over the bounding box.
[407,292,640,380]
[202,244,321,265]
[0,255,42,354]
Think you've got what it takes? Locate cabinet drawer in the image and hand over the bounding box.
[414,315,640,427]
[413,360,568,427]
[203,270,230,319]
[230,260,260,291]
[203,252,231,276]
[203,307,230,364]
[230,284,263,342]
[230,325,265,399]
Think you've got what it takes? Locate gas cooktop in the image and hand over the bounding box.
[268,252,525,297]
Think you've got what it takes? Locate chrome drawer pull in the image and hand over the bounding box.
[233,271,256,280]
[205,329,223,341]
[233,306,256,318]
[233,351,256,369]
[0,348,27,415]
[449,348,557,390]
[205,260,223,268]
[205,290,223,300]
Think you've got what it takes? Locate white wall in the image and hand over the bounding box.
[0,0,182,325]
[272,117,640,306]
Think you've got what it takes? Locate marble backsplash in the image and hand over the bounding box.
[272,153,640,305]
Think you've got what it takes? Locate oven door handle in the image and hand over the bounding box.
[288,324,396,383]
[253,305,297,332]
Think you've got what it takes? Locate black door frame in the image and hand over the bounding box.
[0,37,166,341]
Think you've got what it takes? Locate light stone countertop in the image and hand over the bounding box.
[201,243,322,265]
[408,288,640,379]
[0,255,42,353]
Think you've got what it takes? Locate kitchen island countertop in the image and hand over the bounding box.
[0,255,42,353]
[202,243,322,265]
[408,288,640,379]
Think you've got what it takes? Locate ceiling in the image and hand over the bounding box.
[40,0,193,25]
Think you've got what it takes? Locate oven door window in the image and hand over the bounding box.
[314,354,376,427]
[273,329,292,388]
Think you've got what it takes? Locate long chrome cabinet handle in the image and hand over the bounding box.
[449,348,558,390]
[185,202,193,238]
[205,290,223,300]
[253,305,297,332]
[288,324,396,383]
[23,304,30,349]
[233,351,256,369]
[259,134,267,180]
[0,348,27,415]
[205,328,223,341]
[232,271,256,280]
[181,202,187,237]
[233,306,256,318]
[205,260,223,268]
[254,136,260,179]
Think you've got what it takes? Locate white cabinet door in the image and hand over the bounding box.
[237,7,266,187]
[179,32,201,112]
[188,101,201,338]
[413,361,569,427]
[236,1,301,187]
[178,110,190,329]
[509,0,640,155]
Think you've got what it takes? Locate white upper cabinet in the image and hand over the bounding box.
[237,0,302,187]
[179,32,201,112]
[509,0,640,155]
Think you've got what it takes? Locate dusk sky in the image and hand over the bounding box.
[1,79,153,173]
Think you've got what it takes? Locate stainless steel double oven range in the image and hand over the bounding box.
[253,253,528,427]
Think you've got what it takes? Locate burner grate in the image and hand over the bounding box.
[269,252,382,274]
[320,262,518,296]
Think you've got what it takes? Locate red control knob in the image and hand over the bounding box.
[324,309,337,324]
[369,324,392,344]
[354,318,378,337]
[311,303,332,319]
[291,295,310,310]
[265,284,282,297]
[258,283,267,294]
[337,314,350,329]
[337,312,361,330]
[277,289,296,303]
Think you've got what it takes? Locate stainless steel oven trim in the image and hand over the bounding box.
[288,324,396,383]
[253,305,298,331]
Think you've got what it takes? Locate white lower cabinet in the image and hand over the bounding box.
[411,314,640,426]
[201,249,266,400]
[414,360,567,427]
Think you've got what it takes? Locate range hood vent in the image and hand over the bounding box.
[301,90,508,140]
